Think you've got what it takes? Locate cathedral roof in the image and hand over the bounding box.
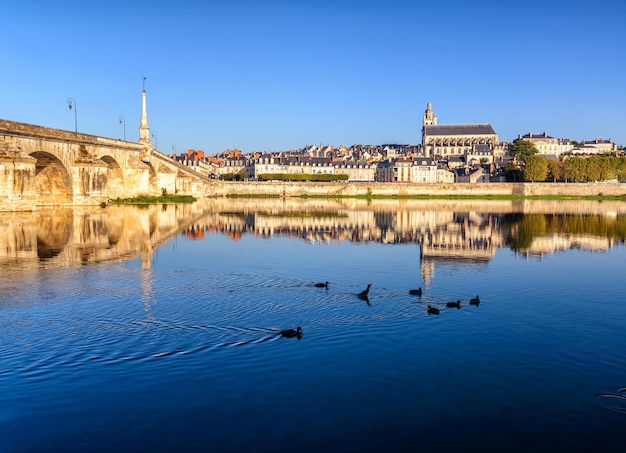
[424,124,496,135]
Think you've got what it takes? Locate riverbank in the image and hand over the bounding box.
[3,182,626,212]
[212,181,626,199]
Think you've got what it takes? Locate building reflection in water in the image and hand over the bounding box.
[1,198,625,287]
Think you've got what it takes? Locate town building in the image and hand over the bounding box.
[412,158,437,183]
[571,138,617,155]
[335,161,377,182]
[395,159,413,182]
[375,160,394,182]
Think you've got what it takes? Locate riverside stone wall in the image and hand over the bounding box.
[210,181,626,198]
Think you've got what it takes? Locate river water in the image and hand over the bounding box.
[1,198,626,452]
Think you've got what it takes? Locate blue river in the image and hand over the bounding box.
[1,199,625,452]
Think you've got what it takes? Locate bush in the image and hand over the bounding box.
[257,173,349,182]
[220,172,248,181]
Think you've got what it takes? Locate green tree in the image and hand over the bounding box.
[546,160,563,182]
[504,163,522,182]
[585,158,601,181]
[522,156,548,182]
[510,140,539,162]
[565,157,587,182]
[597,157,616,181]
[617,158,626,181]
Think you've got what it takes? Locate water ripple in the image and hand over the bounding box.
[597,387,626,414]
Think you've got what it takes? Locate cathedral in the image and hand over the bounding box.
[421,103,498,159]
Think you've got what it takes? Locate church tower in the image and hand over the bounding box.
[422,102,437,127]
[138,77,152,147]
[421,102,437,154]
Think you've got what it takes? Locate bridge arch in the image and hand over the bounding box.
[31,151,73,205]
[100,155,125,198]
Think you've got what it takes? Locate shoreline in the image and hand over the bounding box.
[228,193,626,201]
[3,182,626,212]
[212,181,626,200]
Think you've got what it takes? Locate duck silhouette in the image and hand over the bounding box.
[280,327,303,339]
[358,284,371,299]
[469,295,480,306]
[427,305,440,315]
[447,300,462,309]
[409,288,423,296]
[314,281,329,288]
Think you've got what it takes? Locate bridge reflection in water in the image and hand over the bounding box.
[2,198,625,283]
[0,201,211,272]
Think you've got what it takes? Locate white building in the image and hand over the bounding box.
[515,132,573,157]
[571,139,617,155]
[412,158,437,183]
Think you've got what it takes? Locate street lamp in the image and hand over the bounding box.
[118,115,126,140]
[67,98,77,132]
[151,131,157,150]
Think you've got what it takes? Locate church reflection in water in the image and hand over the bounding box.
[2,198,626,283]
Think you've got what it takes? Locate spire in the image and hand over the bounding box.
[422,102,437,127]
[139,77,152,147]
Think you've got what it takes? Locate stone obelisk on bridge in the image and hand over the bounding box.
[139,77,152,149]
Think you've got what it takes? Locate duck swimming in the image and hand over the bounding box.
[409,288,423,296]
[358,284,371,299]
[280,327,303,338]
[469,295,480,306]
[447,300,461,309]
[427,305,440,315]
[315,281,329,288]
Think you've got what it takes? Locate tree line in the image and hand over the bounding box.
[506,140,626,182]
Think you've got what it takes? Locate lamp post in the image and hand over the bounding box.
[67,98,77,132]
[151,131,157,150]
[118,115,126,140]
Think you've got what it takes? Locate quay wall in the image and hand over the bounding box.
[211,181,626,198]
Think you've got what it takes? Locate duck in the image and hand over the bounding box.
[427,305,440,315]
[280,327,303,338]
[315,281,329,288]
[469,295,480,306]
[446,300,462,309]
[409,288,423,296]
[358,284,371,299]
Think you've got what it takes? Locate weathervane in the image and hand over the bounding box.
[142,76,146,91]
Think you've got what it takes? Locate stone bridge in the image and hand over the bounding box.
[0,119,218,211]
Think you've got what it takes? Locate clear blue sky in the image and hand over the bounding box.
[2,0,625,154]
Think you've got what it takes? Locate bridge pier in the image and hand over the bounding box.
[0,154,38,211]
[72,161,109,205]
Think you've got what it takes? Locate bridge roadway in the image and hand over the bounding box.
[0,119,218,211]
